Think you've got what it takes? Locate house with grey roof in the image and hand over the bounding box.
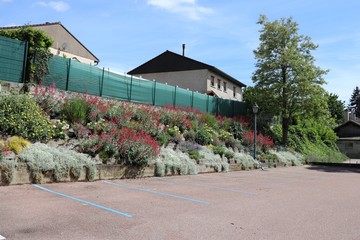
[334,120,360,158]
[128,50,246,101]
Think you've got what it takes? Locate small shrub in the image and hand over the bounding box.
[224,150,235,159]
[62,97,89,124]
[19,143,97,183]
[178,141,202,153]
[183,129,196,142]
[0,94,55,142]
[33,83,65,118]
[52,119,70,139]
[188,150,203,160]
[155,147,197,176]
[212,146,226,157]
[199,147,229,172]
[195,126,213,145]
[7,136,31,154]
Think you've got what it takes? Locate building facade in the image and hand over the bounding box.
[128,50,246,101]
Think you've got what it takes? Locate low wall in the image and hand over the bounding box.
[0,161,270,186]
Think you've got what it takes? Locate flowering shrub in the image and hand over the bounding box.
[33,83,65,117]
[52,120,69,139]
[79,122,159,166]
[0,95,55,142]
[242,131,274,153]
[117,128,159,166]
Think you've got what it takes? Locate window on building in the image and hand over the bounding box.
[217,79,221,89]
[233,86,236,98]
[210,76,215,87]
[223,82,227,92]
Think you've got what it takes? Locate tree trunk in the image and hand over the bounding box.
[282,117,290,146]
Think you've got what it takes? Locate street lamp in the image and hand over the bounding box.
[252,103,264,170]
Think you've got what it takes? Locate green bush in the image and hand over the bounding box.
[62,97,89,124]
[0,94,55,142]
[195,126,213,145]
[188,150,203,160]
[212,146,226,157]
[224,150,235,159]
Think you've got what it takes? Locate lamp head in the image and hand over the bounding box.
[252,103,259,114]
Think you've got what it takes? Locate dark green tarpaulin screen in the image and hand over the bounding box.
[0,36,27,83]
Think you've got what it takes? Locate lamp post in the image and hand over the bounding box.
[252,103,263,170]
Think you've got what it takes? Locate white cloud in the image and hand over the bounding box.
[147,0,213,20]
[35,1,70,12]
[1,0,13,2]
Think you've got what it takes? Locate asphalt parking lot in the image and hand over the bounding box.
[0,165,359,240]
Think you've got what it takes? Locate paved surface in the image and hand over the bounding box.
[0,165,359,240]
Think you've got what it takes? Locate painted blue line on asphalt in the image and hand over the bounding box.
[32,184,133,218]
[102,180,209,205]
[156,178,256,196]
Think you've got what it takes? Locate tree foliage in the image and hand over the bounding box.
[0,25,53,84]
[349,86,360,117]
[327,93,345,125]
[251,15,329,146]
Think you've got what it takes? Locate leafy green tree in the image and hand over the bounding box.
[251,15,328,146]
[327,93,345,125]
[0,25,53,84]
[349,86,360,117]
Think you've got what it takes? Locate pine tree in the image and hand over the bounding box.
[349,86,360,117]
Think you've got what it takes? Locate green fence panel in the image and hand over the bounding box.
[43,56,68,89]
[208,96,218,115]
[0,36,27,83]
[233,101,247,116]
[67,60,101,95]
[130,77,154,104]
[102,71,130,100]
[154,82,175,106]
[218,98,234,117]
[42,56,247,117]
[192,92,208,113]
[175,87,192,108]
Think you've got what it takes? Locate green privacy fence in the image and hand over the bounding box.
[0,35,28,83]
[43,55,246,117]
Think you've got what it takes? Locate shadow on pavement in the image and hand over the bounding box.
[305,163,360,173]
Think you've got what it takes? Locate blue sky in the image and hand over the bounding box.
[1,0,359,104]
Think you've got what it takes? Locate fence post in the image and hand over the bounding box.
[152,80,156,105]
[191,90,194,109]
[21,41,28,83]
[206,95,209,113]
[65,58,71,91]
[100,67,105,97]
[174,85,177,107]
[129,75,133,102]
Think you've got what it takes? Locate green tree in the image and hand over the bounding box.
[327,93,345,125]
[251,15,328,146]
[0,25,53,84]
[349,86,360,117]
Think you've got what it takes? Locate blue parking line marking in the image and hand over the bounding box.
[157,178,256,195]
[32,184,133,218]
[102,180,209,205]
